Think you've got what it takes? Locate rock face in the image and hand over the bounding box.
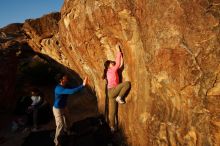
[0,24,25,110]
[0,13,98,123]
[22,12,98,122]
[1,0,220,145]
[56,0,220,145]
[0,14,62,110]
[0,43,18,111]
[23,12,61,61]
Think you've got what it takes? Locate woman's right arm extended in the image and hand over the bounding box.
[113,51,122,70]
[112,43,123,70]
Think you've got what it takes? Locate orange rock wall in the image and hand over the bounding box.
[57,0,220,145]
[1,0,219,145]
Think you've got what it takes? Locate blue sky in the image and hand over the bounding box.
[0,0,64,28]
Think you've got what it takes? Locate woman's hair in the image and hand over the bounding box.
[31,87,40,96]
[102,60,115,79]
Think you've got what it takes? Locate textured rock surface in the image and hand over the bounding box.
[0,13,98,123]
[56,0,220,145]
[23,12,61,60]
[0,24,25,110]
[22,12,98,122]
[0,43,18,111]
[1,0,220,145]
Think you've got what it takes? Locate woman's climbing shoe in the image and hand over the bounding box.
[116,96,125,104]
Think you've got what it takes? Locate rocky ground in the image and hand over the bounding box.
[0,114,128,146]
[0,112,52,146]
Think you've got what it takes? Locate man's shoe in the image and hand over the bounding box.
[31,127,38,132]
[116,96,125,104]
[64,130,77,136]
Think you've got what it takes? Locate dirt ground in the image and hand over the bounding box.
[0,111,55,146]
[0,107,99,146]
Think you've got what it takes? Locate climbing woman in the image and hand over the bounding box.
[102,42,131,132]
